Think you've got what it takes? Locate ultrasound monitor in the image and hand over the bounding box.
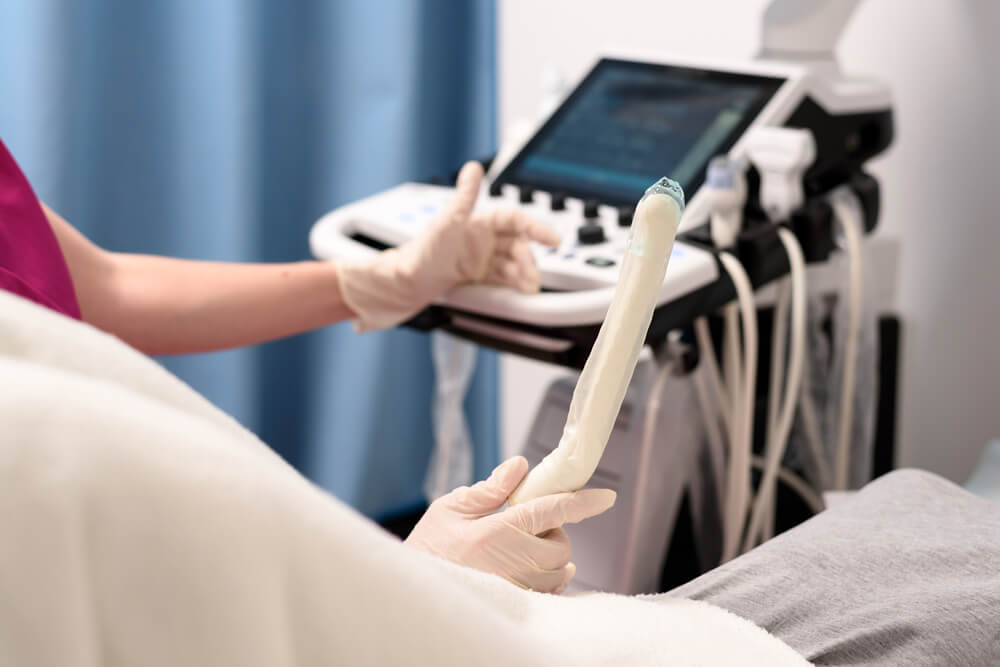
[495,59,785,207]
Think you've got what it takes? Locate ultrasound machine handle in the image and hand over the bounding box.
[312,206,616,328]
[310,199,717,330]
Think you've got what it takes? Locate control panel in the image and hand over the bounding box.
[343,181,716,294]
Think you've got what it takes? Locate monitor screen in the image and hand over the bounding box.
[495,59,785,207]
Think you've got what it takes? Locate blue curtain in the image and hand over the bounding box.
[0,0,500,519]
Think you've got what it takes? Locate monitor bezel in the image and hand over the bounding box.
[494,57,789,208]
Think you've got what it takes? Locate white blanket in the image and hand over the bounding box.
[0,292,809,666]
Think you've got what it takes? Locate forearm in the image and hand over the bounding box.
[91,254,354,355]
[45,161,557,350]
[42,204,353,354]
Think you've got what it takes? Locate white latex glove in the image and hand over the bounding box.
[405,456,616,594]
[337,162,561,331]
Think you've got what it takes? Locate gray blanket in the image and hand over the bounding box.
[665,469,1000,666]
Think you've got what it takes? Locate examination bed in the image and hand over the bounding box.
[1,291,997,666]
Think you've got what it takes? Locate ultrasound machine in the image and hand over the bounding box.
[310,0,894,593]
[311,56,889,367]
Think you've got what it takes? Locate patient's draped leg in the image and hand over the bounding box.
[663,469,1000,665]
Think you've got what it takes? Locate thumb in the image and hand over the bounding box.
[445,161,484,223]
[446,456,529,516]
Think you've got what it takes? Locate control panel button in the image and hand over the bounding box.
[583,199,600,220]
[618,206,634,227]
[488,181,503,197]
[577,223,606,245]
[519,186,535,204]
[585,256,617,268]
[550,191,567,211]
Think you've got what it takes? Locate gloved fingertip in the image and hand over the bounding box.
[448,161,485,220]
[541,228,562,247]
[457,160,485,189]
[555,562,576,595]
[491,455,527,475]
[489,456,529,491]
[565,488,617,522]
[522,218,560,247]
[584,488,617,509]
[457,457,527,513]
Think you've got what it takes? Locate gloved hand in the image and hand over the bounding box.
[405,456,616,594]
[337,162,561,331]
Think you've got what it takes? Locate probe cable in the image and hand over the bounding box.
[717,251,758,563]
[743,226,812,550]
[830,194,865,490]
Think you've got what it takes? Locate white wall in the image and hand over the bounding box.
[498,0,1000,481]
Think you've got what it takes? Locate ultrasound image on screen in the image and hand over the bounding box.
[497,60,784,206]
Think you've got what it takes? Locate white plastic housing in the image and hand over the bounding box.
[760,0,862,62]
[744,126,817,221]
